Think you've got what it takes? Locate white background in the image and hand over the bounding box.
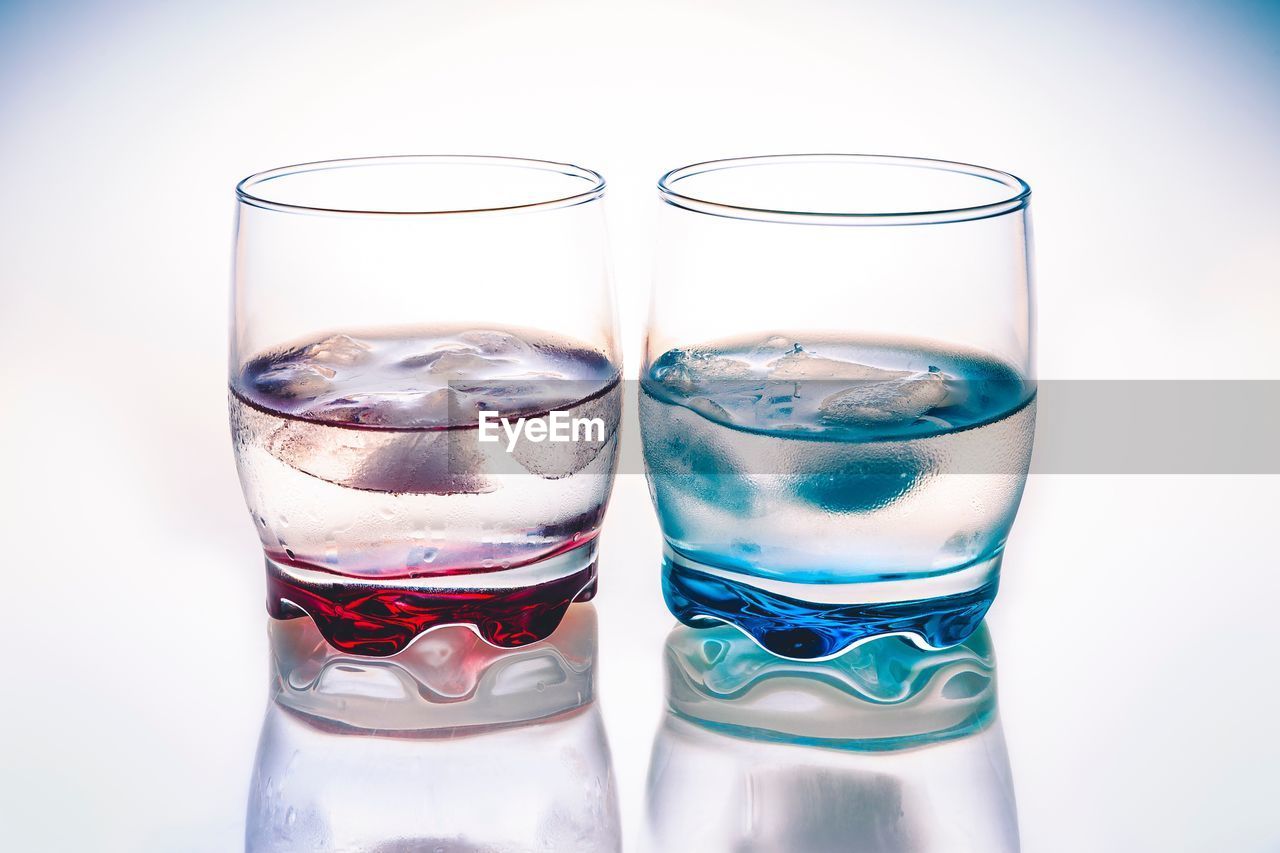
[2,1,1278,850]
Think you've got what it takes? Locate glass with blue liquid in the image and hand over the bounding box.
[642,155,1035,659]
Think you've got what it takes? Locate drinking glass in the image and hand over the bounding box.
[642,154,1035,659]
[230,156,620,656]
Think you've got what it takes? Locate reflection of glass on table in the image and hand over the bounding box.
[643,620,1019,852]
[246,604,620,852]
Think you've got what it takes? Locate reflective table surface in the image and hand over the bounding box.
[4,476,1278,851]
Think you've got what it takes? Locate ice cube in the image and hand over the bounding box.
[792,451,924,513]
[817,372,950,426]
[750,335,804,360]
[397,334,529,376]
[425,350,517,379]
[357,428,494,495]
[245,402,494,495]
[753,386,797,423]
[686,396,734,423]
[251,363,335,402]
[455,329,531,356]
[766,349,910,382]
[640,396,759,515]
[451,373,568,400]
[398,388,462,425]
[651,349,755,394]
[396,351,447,370]
[303,334,373,366]
[311,388,458,427]
[510,383,621,479]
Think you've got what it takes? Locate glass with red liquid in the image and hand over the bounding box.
[230,156,621,655]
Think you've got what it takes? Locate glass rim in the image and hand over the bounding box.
[657,153,1031,225]
[236,154,607,216]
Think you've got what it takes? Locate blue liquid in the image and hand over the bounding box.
[640,335,1034,656]
[662,556,998,659]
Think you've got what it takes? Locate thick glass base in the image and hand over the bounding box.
[267,603,598,732]
[266,540,599,657]
[661,546,1000,660]
[664,620,997,750]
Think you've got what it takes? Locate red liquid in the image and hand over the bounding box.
[267,561,598,657]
